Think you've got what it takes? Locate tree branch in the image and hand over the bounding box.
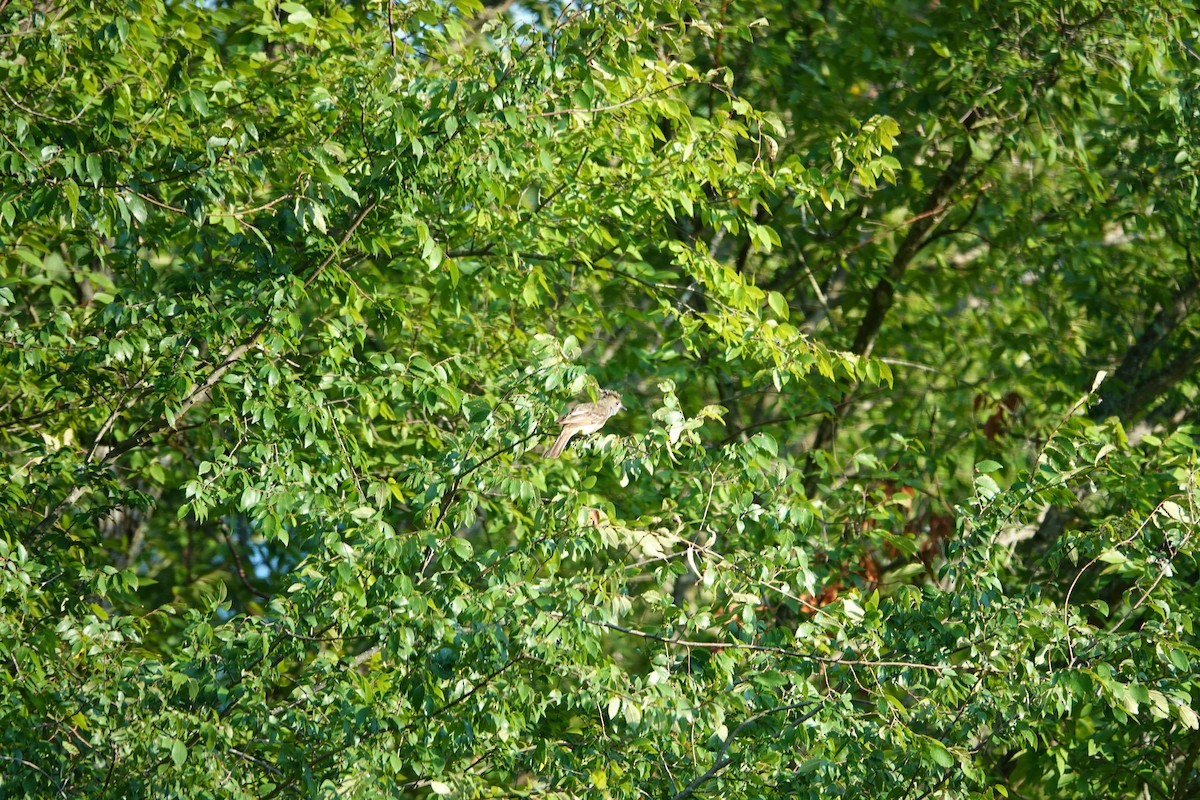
[804,134,977,481]
[672,700,824,800]
[25,198,378,545]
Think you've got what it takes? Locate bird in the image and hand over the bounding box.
[545,389,624,458]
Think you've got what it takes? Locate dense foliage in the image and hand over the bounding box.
[1,0,1198,797]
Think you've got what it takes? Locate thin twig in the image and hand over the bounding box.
[672,700,823,800]
[529,81,693,118]
[386,0,396,55]
[568,615,962,672]
[222,520,269,600]
[0,82,117,125]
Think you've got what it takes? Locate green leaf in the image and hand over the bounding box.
[767,291,789,320]
[752,432,778,457]
[240,486,261,511]
[63,180,80,216]
[974,474,1001,500]
[86,154,103,186]
[124,192,148,224]
[282,2,314,25]
[188,88,209,116]
[926,739,955,768]
[450,537,473,560]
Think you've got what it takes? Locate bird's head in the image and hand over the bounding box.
[600,389,624,411]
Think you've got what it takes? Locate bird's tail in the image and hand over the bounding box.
[545,429,575,458]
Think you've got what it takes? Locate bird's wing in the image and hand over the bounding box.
[556,403,597,425]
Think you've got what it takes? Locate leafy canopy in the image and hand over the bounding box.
[1,1,1198,798]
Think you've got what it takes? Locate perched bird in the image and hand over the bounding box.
[545,389,624,458]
